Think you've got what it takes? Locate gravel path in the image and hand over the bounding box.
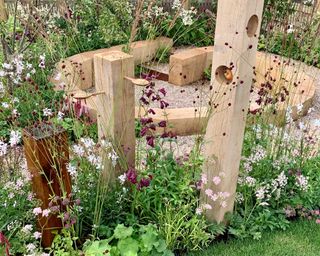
[135,49,320,156]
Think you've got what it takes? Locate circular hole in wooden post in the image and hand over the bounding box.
[247,15,259,37]
[215,66,233,84]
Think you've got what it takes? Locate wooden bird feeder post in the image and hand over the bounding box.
[94,51,136,181]
[201,0,265,223]
[23,123,71,247]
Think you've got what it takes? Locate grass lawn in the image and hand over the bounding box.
[189,220,320,256]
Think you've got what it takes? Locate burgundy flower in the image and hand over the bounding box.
[158,88,167,96]
[148,109,156,115]
[149,124,156,131]
[140,117,153,125]
[160,100,169,109]
[158,121,166,127]
[126,168,138,184]
[146,136,155,147]
[140,178,151,188]
[140,97,149,105]
[140,127,149,137]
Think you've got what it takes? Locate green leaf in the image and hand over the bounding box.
[114,224,134,239]
[84,240,111,256]
[117,237,139,256]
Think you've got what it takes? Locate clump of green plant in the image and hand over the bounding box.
[83,224,174,256]
[154,46,172,63]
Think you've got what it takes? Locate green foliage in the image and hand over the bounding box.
[50,229,79,256]
[83,224,173,256]
[128,147,222,252]
[154,46,172,63]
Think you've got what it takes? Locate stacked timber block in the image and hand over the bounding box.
[52,37,173,91]
[168,47,213,85]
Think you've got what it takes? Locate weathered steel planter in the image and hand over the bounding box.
[23,122,71,248]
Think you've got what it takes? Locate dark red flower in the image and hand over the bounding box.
[160,100,169,109]
[158,88,167,96]
[146,136,155,147]
[140,127,149,137]
[126,168,138,184]
[158,121,166,127]
[140,117,153,125]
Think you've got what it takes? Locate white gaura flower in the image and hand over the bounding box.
[80,137,95,150]
[195,207,202,215]
[108,150,118,167]
[57,111,64,121]
[42,209,51,217]
[21,224,33,234]
[43,108,53,117]
[54,72,62,81]
[9,130,21,146]
[0,141,8,156]
[66,163,77,177]
[296,175,308,191]
[26,243,36,252]
[212,176,221,185]
[33,231,42,239]
[2,102,9,108]
[73,144,85,157]
[118,174,126,185]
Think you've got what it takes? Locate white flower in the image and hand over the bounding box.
[9,130,21,146]
[22,224,33,234]
[73,144,85,157]
[33,207,42,216]
[108,150,118,167]
[54,72,61,81]
[276,171,288,188]
[118,174,126,185]
[286,107,293,123]
[2,102,9,108]
[2,63,12,69]
[101,139,112,149]
[66,163,77,177]
[57,111,64,121]
[12,109,19,116]
[245,176,256,187]
[43,108,53,117]
[297,103,303,114]
[205,188,213,197]
[287,24,295,34]
[80,137,95,150]
[201,173,207,185]
[296,175,308,191]
[203,203,212,210]
[0,141,8,156]
[220,201,227,208]
[34,231,42,239]
[42,209,51,217]
[212,176,221,185]
[26,243,36,252]
[256,186,267,200]
[195,207,202,215]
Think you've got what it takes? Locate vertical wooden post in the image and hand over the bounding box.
[23,124,71,247]
[201,0,264,223]
[94,51,135,180]
[0,0,7,22]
